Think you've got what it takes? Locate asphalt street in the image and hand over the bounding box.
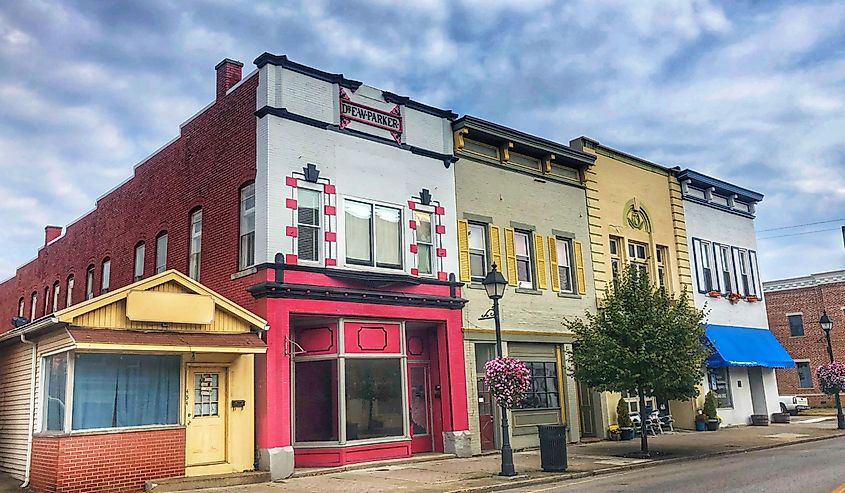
[505,436,845,493]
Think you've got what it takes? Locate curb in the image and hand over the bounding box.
[445,432,845,493]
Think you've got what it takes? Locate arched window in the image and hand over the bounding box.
[66,275,75,308]
[134,242,146,281]
[17,297,24,318]
[189,208,202,281]
[43,287,49,316]
[52,282,60,313]
[85,265,95,300]
[239,183,256,270]
[101,258,111,293]
[30,292,37,321]
[155,231,168,274]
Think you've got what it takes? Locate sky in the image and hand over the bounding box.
[1,0,844,283]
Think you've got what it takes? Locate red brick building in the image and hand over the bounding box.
[764,270,845,407]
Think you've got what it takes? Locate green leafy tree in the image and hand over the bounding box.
[566,265,708,456]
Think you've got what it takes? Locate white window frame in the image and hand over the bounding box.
[468,222,488,282]
[656,245,668,291]
[514,230,533,289]
[134,242,145,281]
[85,267,94,300]
[239,184,256,270]
[343,198,404,271]
[155,233,168,274]
[609,236,622,278]
[720,245,733,293]
[296,186,323,264]
[41,350,72,432]
[100,259,111,293]
[30,292,37,321]
[699,241,714,292]
[52,282,60,313]
[414,210,435,276]
[555,237,574,293]
[66,276,74,308]
[738,249,754,296]
[189,209,203,281]
[18,298,24,318]
[628,240,649,278]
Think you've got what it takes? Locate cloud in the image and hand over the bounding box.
[0,0,843,283]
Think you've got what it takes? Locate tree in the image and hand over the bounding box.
[566,265,708,456]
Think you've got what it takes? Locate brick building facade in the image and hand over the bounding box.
[764,270,845,407]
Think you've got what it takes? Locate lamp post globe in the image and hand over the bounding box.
[820,311,833,332]
[482,263,508,300]
[819,310,845,429]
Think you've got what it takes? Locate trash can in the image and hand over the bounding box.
[537,424,567,472]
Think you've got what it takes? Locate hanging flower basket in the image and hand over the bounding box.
[484,357,531,409]
[817,362,845,395]
[707,291,721,298]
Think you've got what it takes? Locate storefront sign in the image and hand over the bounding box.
[339,88,403,144]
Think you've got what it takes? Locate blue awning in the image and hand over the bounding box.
[704,324,794,369]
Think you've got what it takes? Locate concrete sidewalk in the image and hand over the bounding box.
[189,418,845,493]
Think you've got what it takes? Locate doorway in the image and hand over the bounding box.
[748,367,768,415]
[406,325,441,454]
[577,382,596,438]
[186,367,228,467]
[409,364,433,453]
[475,343,497,451]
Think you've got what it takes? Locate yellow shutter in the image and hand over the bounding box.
[534,233,547,289]
[574,240,587,295]
[548,236,560,292]
[457,220,471,282]
[504,228,518,286]
[489,224,502,273]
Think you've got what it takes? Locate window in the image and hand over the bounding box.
[720,246,733,293]
[656,246,669,292]
[239,184,256,269]
[345,359,404,440]
[294,360,339,442]
[155,233,168,274]
[43,353,68,431]
[738,249,754,295]
[628,241,649,278]
[699,241,713,291]
[788,314,805,337]
[193,373,220,417]
[796,362,813,389]
[85,266,94,300]
[468,223,488,282]
[17,297,24,318]
[43,287,49,316]
[71,353,180,430]
[555,238,574,293]
[519,362,559,409]
[52,282,60,312]
[134,242,145,281]
[623,389,657,415]
[514,231,533,288]
[609,236,622,278]
[100,258,111,293]
[707,367,733,408]
[297,188,321,262]
[344,200,402,269]
[65,276,74,308]
[30,292,37,321]
[415,211,434,275]
[189,209,202,280]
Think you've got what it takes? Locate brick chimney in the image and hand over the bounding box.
[45,225,62,246]
[215,58,244,99]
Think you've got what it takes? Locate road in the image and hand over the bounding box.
[506,436,845,493]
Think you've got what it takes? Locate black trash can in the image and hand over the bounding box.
[537,424,567,472]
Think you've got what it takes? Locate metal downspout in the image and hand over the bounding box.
[19,334,36,488]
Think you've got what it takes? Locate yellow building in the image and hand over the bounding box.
[0,270,266,492]
[569,137,694,430]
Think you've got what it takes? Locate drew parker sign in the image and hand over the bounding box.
[339,88,403,144]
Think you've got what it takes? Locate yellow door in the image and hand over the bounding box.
[186,368,227,466]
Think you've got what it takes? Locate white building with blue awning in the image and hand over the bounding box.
[677,170,794,426]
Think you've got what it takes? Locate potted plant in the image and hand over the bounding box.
[616,397,635,440]
[745,295,759,302]
[607,424,621,441]
[727,292,742,304]
[706,290,721,298]
[694,410,708,431]
[704,391,720,431]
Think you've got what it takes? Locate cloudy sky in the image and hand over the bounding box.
[1,0,844,282]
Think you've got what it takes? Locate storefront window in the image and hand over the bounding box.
[43,353,68,431]
[519,362,559,409]
[707,367,733,408]
[294,360,339,442]
[345,359,404,440]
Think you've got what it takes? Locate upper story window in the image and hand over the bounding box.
[514,230,533,289]
[101,258,111,293]
[628,241,649,278]
[85,265,95,300]
[297,188,321,262]
[555,237,574,293]
[30,292,37,321]
[344,200,402,269]
[189,209,202,281]
[52,282,60,313]
[134,242,145,281]
[609,236,622,279]
[656,245,669,292]
[155,232,168,274]
[239,184,256,270]
[66,276,74,308]
[414,211,434,276]
[796,361,813,388]
[720,246,733,293]
[468,222,488,282]
[788,314,804,337]
[18,297,24,318]
[698,241,714,291]
[737,249,754,296]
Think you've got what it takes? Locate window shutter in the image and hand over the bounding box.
[534,233,547,289]
[504,228,518,286]
[731,247,744,296]
[548,236,560,292]
[489,224,502,273]
[691,238,706,293]
[574,240,587,295]
[457,220,471,282]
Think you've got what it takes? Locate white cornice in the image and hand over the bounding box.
[763,270,845,292]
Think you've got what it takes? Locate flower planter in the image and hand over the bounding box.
[707,291,721,298]
[745,296,758,303]
[695,421,706,431]
[620,427,635,440]
[771,412,790,424]
[706,419,720,431]
[750,414,769,426]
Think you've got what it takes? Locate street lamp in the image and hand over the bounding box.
[819,311,845,429]
[481,263,516,477]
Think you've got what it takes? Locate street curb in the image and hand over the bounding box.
[444,432,845,493]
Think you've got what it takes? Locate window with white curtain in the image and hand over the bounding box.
[30,292,37,321]
[18,298,24,318]
[86,266,94,300]
[239,184,255,269]
[189,209,202,280]
[414,211,433,275]
[555,237,573,293]
[155,233,168,274]
[134,243,145,281]
[52,282,60,312]
[468,222,487,282]
[344,200,402,269]
[514,231,533,289]
[66,276,74,308]
[101,258,111,293]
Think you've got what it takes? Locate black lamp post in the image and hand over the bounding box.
[819,311,845,429]
[481,263,516,477]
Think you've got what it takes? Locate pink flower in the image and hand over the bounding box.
[817,363,845,395]
[483,357,531,409]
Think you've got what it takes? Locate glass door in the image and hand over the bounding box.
[408,364,433,453]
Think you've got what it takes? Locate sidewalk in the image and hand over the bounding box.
[189,418,845,493]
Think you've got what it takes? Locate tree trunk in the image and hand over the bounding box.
[638,387,649,455]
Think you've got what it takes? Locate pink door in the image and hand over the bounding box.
[409,363,433,453]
